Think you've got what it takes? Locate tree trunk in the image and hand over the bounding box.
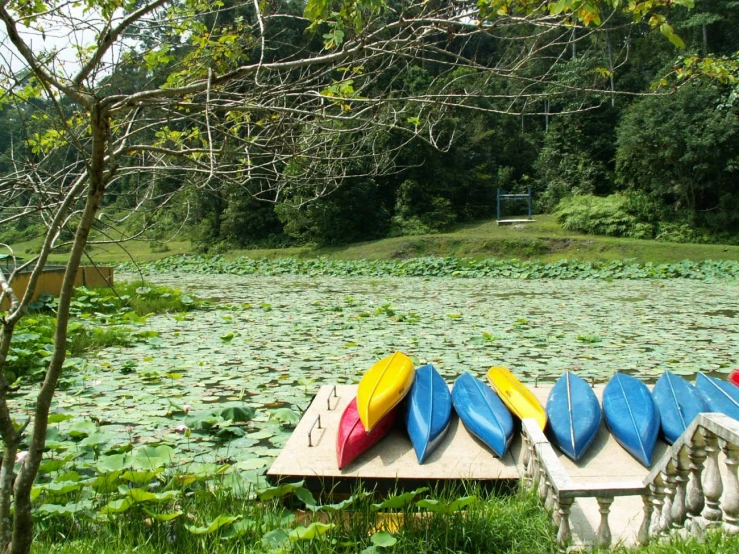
[5,104,112,554]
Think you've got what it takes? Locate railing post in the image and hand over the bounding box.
[671,447,690,529]
[686,428,707,532]
[522,433,532,487]
[700,429,723,527]
[638,489,654,546]
[596,496,614,548]
[650,476,666,536]
[556,497,573,548]
[660,458,677,532]
[721,439,739,534]
[545,478,556,514]
[538,456,548,502]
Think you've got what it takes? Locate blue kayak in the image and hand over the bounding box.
[652,371,708,444]
[603,373,660,467]
[405,364,453,463]
[696,373,739,421]
[451,372,513,458]
[546,372,602,461]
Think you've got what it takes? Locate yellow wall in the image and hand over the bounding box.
[1,266,114,311]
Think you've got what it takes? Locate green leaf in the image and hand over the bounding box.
[220,405,255,422]
[372,487,428,510]
[370,531,397,548]
[48,413,73,424]
[100,496,135,514]
[660,23,685,49]
[289,522,334,541]
[95,454,130,473]
[269,408,299,427]
[131,445,174,470]
[186,515,241,535]
[143,508,184,522]
[256,480,305,501]
[261,528,290,549]
[416,495,477,514]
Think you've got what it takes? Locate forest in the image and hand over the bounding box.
[1,1,738,251]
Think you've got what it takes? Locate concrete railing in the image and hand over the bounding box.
[520,419,647,548]
[522,413,739,549]
[643,413,739,540]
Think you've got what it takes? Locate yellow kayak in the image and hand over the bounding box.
[357,352,415,432]
[487,366,547,431]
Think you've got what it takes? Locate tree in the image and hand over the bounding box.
[0,1,694,552]
[615,79,739,230]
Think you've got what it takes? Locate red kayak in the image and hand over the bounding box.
[337,397,397,470]
[729,369,739,388]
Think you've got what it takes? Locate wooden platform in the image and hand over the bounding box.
[267,382,673,546]
[496,219,536,225]
[267,385,519,486]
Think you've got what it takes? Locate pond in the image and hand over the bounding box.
[19,274,739,477]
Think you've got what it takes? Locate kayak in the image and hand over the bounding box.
[452,372,514,458]
[357,351,415,432]
[487,365,547,431]
[337,397,397,470]
[405,364,453,463]
[602,372,660,467]
[546,371,602,461]
[729,369,739,388]
[651,371,708,444]
[696,373,739,421]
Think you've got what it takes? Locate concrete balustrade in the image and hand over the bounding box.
[521,413,739,549]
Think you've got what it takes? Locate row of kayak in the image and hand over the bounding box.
[336,352,739,470]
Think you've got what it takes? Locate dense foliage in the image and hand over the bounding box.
[2,2,738,250]
[4,283,195,382]
[118,254,739,280]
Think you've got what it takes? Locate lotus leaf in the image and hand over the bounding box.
[289,522,334,541]
[186,514,241,535]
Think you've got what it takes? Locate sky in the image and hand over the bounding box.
[0,3,124,80]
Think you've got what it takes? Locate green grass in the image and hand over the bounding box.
[6,215,739,266]
[28,481,739,554]
[30,485,557,554]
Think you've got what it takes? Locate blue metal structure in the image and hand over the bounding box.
[497,188,533,221]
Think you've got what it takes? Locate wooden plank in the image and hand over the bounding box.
[496,218,535,224]
[267,385,519,482]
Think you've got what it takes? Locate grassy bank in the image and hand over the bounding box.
[29,480,739,554]
[7,215,739,266]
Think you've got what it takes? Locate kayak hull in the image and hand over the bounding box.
[652,371,708,445]
[487,366,547,431]
[337,397,397,470]
[452,372,513,458]
[546,372,602,461]
[357,351,415,432]
[405,364,452,463]
[603,373,660,467]
[696,373,739,421]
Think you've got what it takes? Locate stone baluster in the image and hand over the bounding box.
[544,478,556,514]
[700,429,723,526]
[671,447,691,529]
[522,435,533,487]
[638,489,654,546]
[596,496,614,548]
[721,439,739,534]
[538,458,549,503]
[556,497,574,547]
[660,458,677,532]
[530,446,540,489]
[650,477,666,536]
[686,429,707,532]
[552,497,561,527]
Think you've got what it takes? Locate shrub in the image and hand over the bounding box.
[554,194,653,239]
